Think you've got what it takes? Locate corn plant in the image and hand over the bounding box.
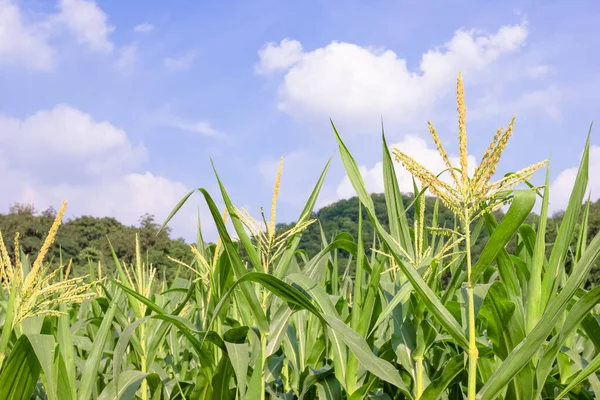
[0,73,598,399]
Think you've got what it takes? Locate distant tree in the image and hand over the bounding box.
[41,206,57,219]
[9,202,36,215]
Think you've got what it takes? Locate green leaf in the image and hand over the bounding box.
[113,283,217,369]
[212,356,236,400]
[478,282,516,360]
[298,366,335,400]
[198,188,270,334]
[535,284,600,398]
[287,273,348,390]
[211,160,263,272]
[0,278,18,370]
[323,315,412,397]
[316,375,343,400]
[469,190,536,284]
[157,189,195,235]
[0,335,41,400]
[26,334,60,400]
[266,306,293,357]
[369,282,412,337]
[209,272,325,336]
[57,304,76,400]
[79,293,122,400]
[106,237,141,318]
[421,354,464,400]
[381,126,413,256]
[98,370,162,400]
[224,327,250,400]
[274,157,331,279]
[556,351,600,399]
[542,128,591,309]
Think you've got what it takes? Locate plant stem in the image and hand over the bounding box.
[415,356,424,399]
[140,323,148,400]
[260,287,268,400]
[260,332,267,400]
[464,208,478,400]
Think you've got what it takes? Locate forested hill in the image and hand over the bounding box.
[0,203,194,278]
[275,193,494,263]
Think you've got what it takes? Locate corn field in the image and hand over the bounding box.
[0,74,599,399]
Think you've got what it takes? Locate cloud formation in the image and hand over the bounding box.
[256,22,556,133]
[0,0,114,70]
[255,38,303,74]
[0,105,146,176]
[0,1,56,70]
[0,105,215,241]
[56,0,114,53]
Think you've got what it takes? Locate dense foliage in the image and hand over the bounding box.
[0,75,598,399]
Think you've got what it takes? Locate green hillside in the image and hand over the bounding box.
[0,203,194,279]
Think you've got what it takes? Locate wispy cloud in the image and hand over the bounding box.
[0,0,115,70]
[115,43,137,73]
[164,51,194,70]
[153,108,223,138]
[169,119,221,136]
[134,22,154,32]
[256,22,549,133]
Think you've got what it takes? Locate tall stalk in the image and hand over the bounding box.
[260,288,268,400]
[140,323,148,400]
[463,209,478,399]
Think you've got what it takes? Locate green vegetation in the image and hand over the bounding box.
[278,193,600,288]
[0,204,194,279]
[0,74,599,399]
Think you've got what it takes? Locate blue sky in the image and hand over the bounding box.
[0,0,599,242]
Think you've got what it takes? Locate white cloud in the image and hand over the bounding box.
[0,0,115,70]
[154,110,223,137]
[0,105,146,176]
[549,145,600,214]
[134,22,154,33]
[164,52,194,71]
[115,43,137,73]
[0,0,55,70]
[56,0,114,53]
[172,120,221,136]
[0,105,219,241]
[257,23,552,132]
[335,135,476,200]
[255,38,303,74]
